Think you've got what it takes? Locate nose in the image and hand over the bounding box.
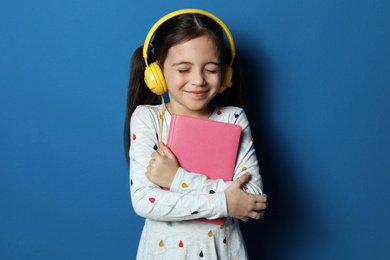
[191,69,206,86]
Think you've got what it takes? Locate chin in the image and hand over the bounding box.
[186,100,211,110]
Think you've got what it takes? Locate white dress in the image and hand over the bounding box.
[129,104,263,260]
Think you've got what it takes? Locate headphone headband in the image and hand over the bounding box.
[143,9,236,67]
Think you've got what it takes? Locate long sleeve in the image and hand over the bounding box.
[169,107,263,196]
[129,105,228,222]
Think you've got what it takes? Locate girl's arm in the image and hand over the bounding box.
[159,108,263,196]
[129,106,228,222]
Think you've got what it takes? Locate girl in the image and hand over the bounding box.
[124,9,268,260]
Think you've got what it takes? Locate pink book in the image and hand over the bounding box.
[167,114,242,225]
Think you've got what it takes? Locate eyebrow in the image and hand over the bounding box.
[172,61,221,67]
[172,62,192,67]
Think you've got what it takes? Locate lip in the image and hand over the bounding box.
[185,90,209,97]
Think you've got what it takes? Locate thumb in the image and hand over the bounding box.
[232,172,251,188]
[159,142,176,159]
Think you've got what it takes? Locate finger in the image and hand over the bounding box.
[151,152,159,160]
[260,194,268,201]
[149,159,155,166]
[254,202,267,211]
[258,195,268,208]
[145,171,154,182]
[250,210,265,220]
[232,172,251,189]
[254,194,268,204]
[241,217,249,222]
[159,142,176,159]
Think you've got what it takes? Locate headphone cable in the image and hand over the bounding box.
[159,95,165,154]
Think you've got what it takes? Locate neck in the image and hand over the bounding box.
[166,103,214,119]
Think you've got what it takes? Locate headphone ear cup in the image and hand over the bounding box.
[144,62,168,95]
[218,64,233,94]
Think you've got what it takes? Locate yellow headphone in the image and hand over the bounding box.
[143,9,236,95]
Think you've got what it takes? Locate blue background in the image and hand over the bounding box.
[1,0,389,259]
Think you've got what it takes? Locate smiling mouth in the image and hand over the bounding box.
[185,90,209,97]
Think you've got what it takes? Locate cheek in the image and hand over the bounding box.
[164,71,185,86]
[163,71,175,88]
[210,74,221,89]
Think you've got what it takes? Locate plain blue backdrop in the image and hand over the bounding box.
[1,0,389,259]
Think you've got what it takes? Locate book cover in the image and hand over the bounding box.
[167,114,242,225]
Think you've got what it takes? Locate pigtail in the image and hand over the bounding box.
[124,46,158,164]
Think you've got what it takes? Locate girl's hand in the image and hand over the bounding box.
[225,172,268,222]
[146,142,179,189]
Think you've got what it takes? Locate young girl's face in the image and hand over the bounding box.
[162,34,221,118]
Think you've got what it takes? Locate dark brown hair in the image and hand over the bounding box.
[124,13,244,164]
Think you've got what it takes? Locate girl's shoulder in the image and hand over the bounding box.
[217,106,245,115]
[130,104,164,129]
[212,106,251,130]
[131,104,163,118]
[214,106,247,124]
